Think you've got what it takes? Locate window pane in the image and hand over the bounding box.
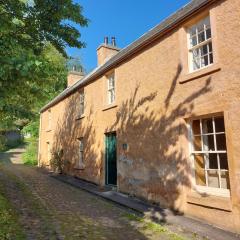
[219,153,228,170]
[215,117,225,132]
[201,55,209,67]
[189,27,197,37]
[192,48,199,58]
[216,134,227,151]
[206,28,212,39]
[202,134,215,151]
[79,140,83,151]
[202,118,213,134]
[209,53,213,64]
[190,36,197,47]
[221,171,230,189]
[194,154,206,186]
[202,44,208,56]
[208,42,213,52]
[109,89,115,104]
[198,31,205,43]
[193,56,200,70]
[80,104,84,115]
[197,22,204,33]
[193,136,202,151]
[208,153,218,169]
[192,120,200,135]
[207,170,220,188]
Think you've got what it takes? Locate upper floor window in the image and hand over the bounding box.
[188,16,213,72]
[47,142,51,161]
[48,109,51,129]
[107,74,115,104]
[79,91,85,116]
[189,116,230,196]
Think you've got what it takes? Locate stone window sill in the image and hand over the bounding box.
[187,191,232,211]
[102,104,117,111]
[76,115,85,120]
[179,64,221,83]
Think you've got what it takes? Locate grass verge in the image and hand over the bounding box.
[0,186,25,240]
[22,137,38,165]
[123,213,187,240]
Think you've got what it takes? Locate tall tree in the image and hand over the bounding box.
[0,0,88,125]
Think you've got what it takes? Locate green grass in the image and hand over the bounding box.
[123,213,187,240]
[22,138,38,165]
[0,189,25,239]
[0,166,57,239]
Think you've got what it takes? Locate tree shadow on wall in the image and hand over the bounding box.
[51,95,103,184]
[106,64,212,220]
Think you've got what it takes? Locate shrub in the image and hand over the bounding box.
[50,149,64,173]
[0,135,7,152]
[22,138,38,166]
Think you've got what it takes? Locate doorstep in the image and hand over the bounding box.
[52,174,240,240]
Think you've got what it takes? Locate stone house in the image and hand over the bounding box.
[38,0,240,233]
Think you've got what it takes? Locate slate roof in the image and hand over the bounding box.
[40,0,214,112]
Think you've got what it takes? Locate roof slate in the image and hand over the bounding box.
[40,0,214,112]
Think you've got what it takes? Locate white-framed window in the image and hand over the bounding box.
[48,109,51,129]
[76,138,84,169]
[188,16,213,72]
[107,74,115,104]
[47,142,51,161]
[189,115,230,197]
[79,91,85,116]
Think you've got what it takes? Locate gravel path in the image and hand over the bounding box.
[0,147,195,240]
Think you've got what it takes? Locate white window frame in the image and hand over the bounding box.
[107,74,115,105]
[48,109,51,129]
[47,142,51,161]
[188,16,213,72]
[79,92,85,116]
[76,138,84,169]
[189,116,230,197]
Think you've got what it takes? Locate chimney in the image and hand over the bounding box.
[111,37,116,47]
[97,36,120,66]
[67,65,84,87]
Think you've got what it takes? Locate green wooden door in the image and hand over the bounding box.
[105,132,117,185]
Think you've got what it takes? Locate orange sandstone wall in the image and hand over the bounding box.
[39,0,240,233]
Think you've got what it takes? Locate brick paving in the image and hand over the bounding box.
[0,147,238,240]
[0,147,182,240]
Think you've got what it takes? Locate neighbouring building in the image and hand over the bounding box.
[38,0,240,233]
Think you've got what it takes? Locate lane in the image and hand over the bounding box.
[0,148,174,240]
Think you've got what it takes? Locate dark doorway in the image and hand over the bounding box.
[105,132,117,186]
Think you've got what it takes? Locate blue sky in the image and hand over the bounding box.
[67,0,191,72]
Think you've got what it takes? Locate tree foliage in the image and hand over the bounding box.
[0,0,88,129]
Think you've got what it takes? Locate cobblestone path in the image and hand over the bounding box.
[0,147,197,240]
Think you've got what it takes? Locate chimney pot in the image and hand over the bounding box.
[72,65,77,71]
[104,36,109,45]
[111,37,116,47]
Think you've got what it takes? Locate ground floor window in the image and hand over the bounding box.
[76,138,84,169]
[189,115,230,196]
[47,142,51,161]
